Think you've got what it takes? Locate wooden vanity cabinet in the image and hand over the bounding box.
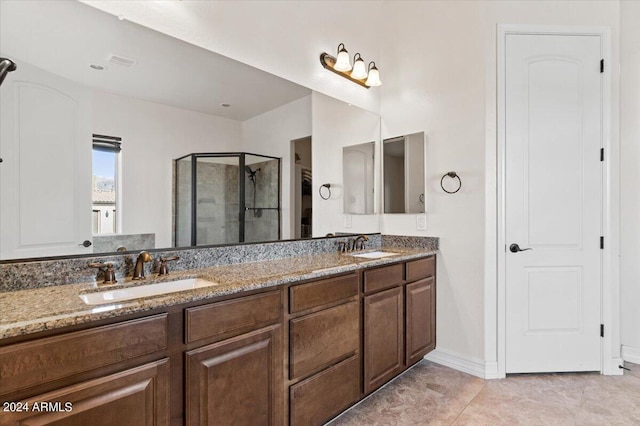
[287,272,360,426]
[184,290,284,426]
[362,256,437,395]
[362,264,405,395]
[0,314,171,426]
[405,257,436,367]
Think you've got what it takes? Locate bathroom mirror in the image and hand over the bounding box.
[343,142,375,215]
[0,1,376,260]
[383,132,426,214]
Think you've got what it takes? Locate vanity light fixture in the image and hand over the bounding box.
[350,53,367,80]
[334,43,352,72]
[365,62,382,87]
[320,44,382,89]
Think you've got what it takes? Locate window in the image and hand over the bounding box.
[92,134,121,235]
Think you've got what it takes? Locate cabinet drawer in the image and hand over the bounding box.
[363,263,404,293]
[0,314,168,395]
[289,273,358,314]
[290,354,360,426]
[185,290,281,344]
[0,359,170,425]
[290,301,359,380]
[406,256,435,282]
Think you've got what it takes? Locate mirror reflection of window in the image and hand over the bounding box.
[383,132,425,214]
[92,135,121,235]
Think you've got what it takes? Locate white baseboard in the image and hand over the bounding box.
[425,348,498,379]
[622,345,640,365]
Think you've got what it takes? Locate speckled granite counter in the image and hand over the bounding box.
[0,247,435,340]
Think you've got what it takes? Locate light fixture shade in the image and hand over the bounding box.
[334,43,352,72]
[365,62,382,87]
[351,53,367,80]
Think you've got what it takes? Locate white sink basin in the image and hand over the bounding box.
[79,278,219,305]
[350,251,399,259]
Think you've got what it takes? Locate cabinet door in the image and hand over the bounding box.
[406,277,436,366]
[363,286,404,394]
[0,359,169,426]
[185,326,282,426]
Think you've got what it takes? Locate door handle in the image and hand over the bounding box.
[509,243,532,253]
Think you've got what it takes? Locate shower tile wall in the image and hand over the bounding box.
[224,165,239,244]
[195,162,228,245]
[245,159,279,243]
[175,158,192,247]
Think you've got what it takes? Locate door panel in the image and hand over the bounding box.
[0,61,92,259]
[505,34,602,373]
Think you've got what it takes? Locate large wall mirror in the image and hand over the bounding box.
[0,1,378,260]
[383,132,426,214]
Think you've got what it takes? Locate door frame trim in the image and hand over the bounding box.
[496,24,620,377]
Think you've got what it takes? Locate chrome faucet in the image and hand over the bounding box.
[132,251,153,280]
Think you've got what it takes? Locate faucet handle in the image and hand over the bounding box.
[158,256,180,276]
[88,262,117,285]
[337,241,347,253]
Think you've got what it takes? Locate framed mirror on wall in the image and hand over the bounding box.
[383,132,426,214]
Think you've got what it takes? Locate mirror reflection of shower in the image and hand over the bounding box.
[245,166,262,217]
[174,153,281,246]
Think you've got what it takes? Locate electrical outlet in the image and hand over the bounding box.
[416,215,427,231]
[344,215,352,228]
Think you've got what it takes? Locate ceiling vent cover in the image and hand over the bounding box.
[107,54,138,67]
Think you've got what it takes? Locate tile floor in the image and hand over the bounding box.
[329,360,640,425]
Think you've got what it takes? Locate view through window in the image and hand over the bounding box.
[92,135,121,234]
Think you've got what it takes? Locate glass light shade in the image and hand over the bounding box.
[334,48,352,72]
[365,66,382,87]
[351,56,367,80]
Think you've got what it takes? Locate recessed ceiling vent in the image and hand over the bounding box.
[107,54,138,67]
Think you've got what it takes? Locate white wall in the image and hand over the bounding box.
[93,91,242,249]
[311,92,381,237]
[379,0,622,372]
[241,95,312,240]
[379,0,487,365]
[620,0,640,363]
[83,0,382,114]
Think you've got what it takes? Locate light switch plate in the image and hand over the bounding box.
[416,215,427,231]
[344,215,352,228]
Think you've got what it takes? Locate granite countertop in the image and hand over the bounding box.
[0,247,436,340]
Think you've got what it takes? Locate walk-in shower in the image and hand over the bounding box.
[174,153,281,246]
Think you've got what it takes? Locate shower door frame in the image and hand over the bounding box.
[174,152,281,247]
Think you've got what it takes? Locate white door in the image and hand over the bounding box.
[0,60,93,259]
[505,34,602,373]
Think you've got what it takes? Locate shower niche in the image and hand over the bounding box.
[174,153,281,246]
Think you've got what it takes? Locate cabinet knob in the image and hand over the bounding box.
[80,240,92,247]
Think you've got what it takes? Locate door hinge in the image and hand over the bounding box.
[600,59,604,73]
[600,148,604,162]
[600,324,604,337]
[600,236,604,249]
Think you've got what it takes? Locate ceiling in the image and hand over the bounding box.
[0,0,310,121]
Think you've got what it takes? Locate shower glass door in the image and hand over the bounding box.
[243,154,280,243]
[174,152,280,247]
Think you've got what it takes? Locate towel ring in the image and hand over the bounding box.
[440,171,461,194]
[319,183,332,200]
